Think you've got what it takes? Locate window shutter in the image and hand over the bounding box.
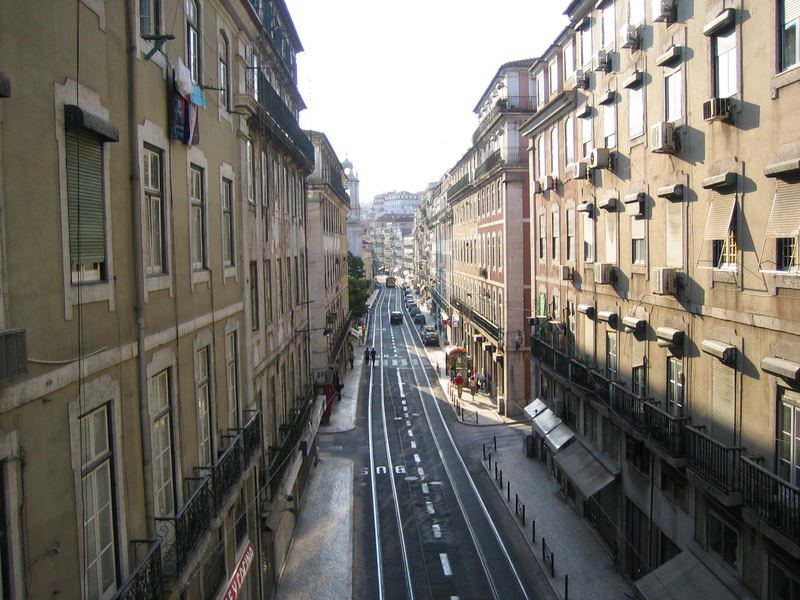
[583,314,595,361]
[786,0,800,24]
[765,177,800,238]
[703,193,736,240]
[631,215,645,240]
[606,213,617,263]
[66,130,105,266]
[665,200,684,267]
[711,359,736,446]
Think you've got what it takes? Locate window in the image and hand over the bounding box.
[708,510,738,569]
[603,102,616,148]
[537,135,546,179]
[661,461,686,507]
[602,2,616,49]
[264,260,272,323]
[565,116,575,165]
[190,166,206,270]
[566,208,576,261]
[81,405,117,599]
[196,346,212,466]
[143,147,165,274]
[247,139,255,204]
[778,236,799,271]
[227,331,240,428]
[626,436,651,474]
[581,23,592,67]
[632,215,646,265]
[535,72,545,108]
[565,396,578,428]
[538,213,546,259]
[186,0,200,83]
[581,114,593,158]
[632,364,646,397]
[552,210,560,261]
[151,369,175,516]
[606,333,618,380]
[782,0,800,71]
[140,0,160,36]
[66,130,106,283]
[667,357,684,416]
[629,86,644,138]
[583,212,595,262]
[712,214,737,269]
[550,127,559,176]
[769,556,800,599]
[218,33,230,110]
[249,261,259,331]
[222,178,234,267]
[563,39,575,80]
[665,69,683,122]
[584,403,596,442]
[549,59,559,94]
[629,0,645,26]
[777,387,800,486]
[714,28,737,98]
[252,52,260,101]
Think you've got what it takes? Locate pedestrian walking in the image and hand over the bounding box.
[469,376,477,399]
[454,372,465,399]
[349,347,355,370]
[370,347,377,365]
[477,372,486,391]
[364,348,371,366]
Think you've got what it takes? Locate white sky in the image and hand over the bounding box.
[284,0,570,206]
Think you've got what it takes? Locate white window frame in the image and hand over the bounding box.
[602,2,616,50]
[550,127,560,177]
[667,357,684,416]
[151,368,176,517]
[629,85,644,138]
[227,330,240,428]
[222,177,234,268]
[186,0,200,84]
[563,39,575,81]
[665,68,683,123]
[218,31,230,111]
[565,116,576,166]
[190,164,206,271]
[581,23,593,67]
[581,115,594,159]
[196,345,213,467]
[603,101,617,148]
[713,28,738,98]
[777,387,800,486]
[583,212,595,263]
[143,146,165,275]
[781,0,800,71]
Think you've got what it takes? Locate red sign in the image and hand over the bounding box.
[223,542,255,600]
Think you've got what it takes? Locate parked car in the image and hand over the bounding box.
[406,302,418,311]
[410,307,421,317]
[423,325,437,334]
[414,314,426,325]
[390,311,403,324]
[423,331,440,346]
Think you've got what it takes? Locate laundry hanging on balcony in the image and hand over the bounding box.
[169,58,204,145]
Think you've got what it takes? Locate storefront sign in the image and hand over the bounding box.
[222,541,255,600]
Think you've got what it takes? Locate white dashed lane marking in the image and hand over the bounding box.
[432,523,442,538]
[439,553,452,576]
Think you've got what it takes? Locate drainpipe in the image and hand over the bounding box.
[126,0,155,537]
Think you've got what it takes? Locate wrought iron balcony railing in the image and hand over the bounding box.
[111,539,163,600]
[741,456,800,542]
[446,173,472,200]
[503,145,527,166]
[207,435,244,514]
[475,150,501,180]
[268,391,316,497]
[473,96,536,143]
[155,477,212,580]
[686,425,744,495]
[242,410,262,464]
[254,72,314,166]
[607,382,649,433]
[644,402,689,458]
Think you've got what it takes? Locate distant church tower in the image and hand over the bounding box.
[344,158,364,257]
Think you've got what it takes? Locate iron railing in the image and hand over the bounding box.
[644,402,689,458]
[686,425,744,495]
[475,150,501,180]
[268,391,316,497]
[473,96,536,142]
[255,72,314,165]
[446,173,471,200]
[111,539,163,600]
[155,477,212,580]
[242,410,263,464]
[207,435,244,514]
[308,167,348,201]
[741,457,800,541]
[503,145,527,166]
[607,382,648,433]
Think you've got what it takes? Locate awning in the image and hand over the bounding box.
[702,194,736,240]
[554,442,616,498]
[524,399,547,420]
[636,550,745,600]
[544,423,574,452]
[765,177,800,238]
[532,409,561,437]
[440,310,450,322]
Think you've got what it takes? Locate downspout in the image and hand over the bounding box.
[126,0,156,537]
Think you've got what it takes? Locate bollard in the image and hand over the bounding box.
[565,574,569,600]
[507,481,510,502]
[482,443,486,460]
[522,504,526,526]
[494,461,498,479]
[531,519,536,543]
[499,469,503,488]
[493,435,497,450]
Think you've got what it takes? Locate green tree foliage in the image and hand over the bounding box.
[348,252,365,279]
[349,275,370,318]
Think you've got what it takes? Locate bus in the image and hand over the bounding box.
[386,276,396,288]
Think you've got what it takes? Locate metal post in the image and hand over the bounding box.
[507,481,511,502]
[482,443,486,460]
[531,519,535,543]
[488,452,492,469]
[493,435,497,450]
[522,504,525,526]
[565,574,569,600]
[499,469,503,488]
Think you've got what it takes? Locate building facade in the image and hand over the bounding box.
[0,1,323,598]
[526,0,800,597]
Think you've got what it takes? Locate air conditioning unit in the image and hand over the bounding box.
[652,267,677,295]
[703,97,732,122]
[653,0,676,23]
[574,69,589,89]
[594,262,615,284]
[570,161,588,179]
[650,122,676,154]
[589,147,611,169]
[593,50,610,72]
[560,265,574,281]
[537,175,555,191]
[620,24,641,49]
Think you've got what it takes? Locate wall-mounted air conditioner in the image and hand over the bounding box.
[593,50,610,72]
[560,265,574,281]
[537,175,555,192]
[571,161,588,179]
[702,97,732,123]
[652,267,677,295]
[594,262,615,284]
[650,122,676,154]
[653,0,676,23]
[574,69,589,89]
[589,147,611,170]
[620,24,641,50]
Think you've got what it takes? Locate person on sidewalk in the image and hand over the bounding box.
[453,372,464,399]
[477,372,486,391]
[469,375,477,399]
[349,347,355,370]
[370,348,377,365]
[364,348,371,366]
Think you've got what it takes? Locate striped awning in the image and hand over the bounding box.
[702,194,736,240]
[765,177,800,238]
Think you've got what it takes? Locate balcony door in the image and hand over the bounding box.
[777,388,800,486]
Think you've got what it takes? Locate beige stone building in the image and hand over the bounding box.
[525,0,800,597]
[0,1,322,598]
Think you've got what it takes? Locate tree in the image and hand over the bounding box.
[347,252,364,279]
[348,275,370,318]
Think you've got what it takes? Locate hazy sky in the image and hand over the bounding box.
[284,0,570,205]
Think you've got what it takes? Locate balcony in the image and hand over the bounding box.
[473,96,536,143]
[268,388,316,497]
[253,72,314,167]
[503,145,527,166]
[155,477,212,580]
[475,150,501,180]
[741,457,800,545]
[112,539,163,600]
[446,173,472,200]
[308,167,348,202]
[644,402,689,461]
[607,382,649,434]
[207,435,244,514]
[686,425,743,502]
